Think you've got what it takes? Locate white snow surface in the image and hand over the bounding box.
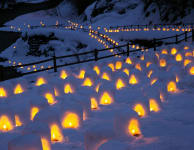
[0,1,194,150]
[0,42,194,150]
[0,27,104,71]
[84,0,194,26]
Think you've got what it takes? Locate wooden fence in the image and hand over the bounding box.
[108,23,194,30]
[0,25,194,81]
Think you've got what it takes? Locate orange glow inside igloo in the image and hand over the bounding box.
[189,66,194,75]
[115,61,122,70]
[133,104,146,117]
[175,53,183,62]
[0,87,7,98]
[167,81,178,93]
[82,78,93,87]
[77,70,85,79]
[128,119,141,137]
[44,93,56,105]
[171,48,177,55]
[149,99,160,112]
[135,63,142,71]
[101,72,110,81]
[116,78,125,90]
[159,59,167,67]
[93,66,100,75]
[125,57,132,64]
[50,124,64,142]
[100,92,113,105]
[62,112,79,129]
[146,62,152,68]
[60,70,68,79]
[185,52,192,57]
[108,63,115,72]
[64,84,74,94]
[90,97,98,110]
[35,77,46,86]
[184,59,192,66]
[14,84,24,94]
[41,137,51,150]
[123,68,130,76]
[15,115,22,127]
[161,49,168,54]
[0,115,13,132]
[129,74,138,85]
[30,107,39,121]
[147,70,153,78]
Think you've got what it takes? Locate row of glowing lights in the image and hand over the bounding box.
[89,29,146,56]
[8,58,52,72]
[0,69,190,140]
[0,114,141,149]
[68,21,86,29]
[0,71,147,149]
[66,20,83,29]
[3,48,193,97]
[64,20,193,33]
[0,68,179,136]
[104,27,192,33]
[67,23,192,33]
[90,29,119,46]
[90,27,148,52]
[0,50,193,149]
[8,21,48,32]
[8,20,88,34]
[8,20,78,33]
[89,29,120,56]
[8,30,103,70]
[1,46,193,121]
[7,21,84,70]
[8,46,189,71]
[3,21,194,145]
[0,111,80,150]
[3,46,193,99]
[8,21,143,70]
[89,32,114,52]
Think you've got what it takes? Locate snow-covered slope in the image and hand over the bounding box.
[2,0,193,31]
[0,27,104,71]
[0,43,194,150]
[83,0,194,26]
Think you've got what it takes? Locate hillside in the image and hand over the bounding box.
[0,0,194,150]
[1,0,193,27]
[82,0,194,25]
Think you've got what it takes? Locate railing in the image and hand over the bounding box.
[108,23,194,30]
[0,25,194,82]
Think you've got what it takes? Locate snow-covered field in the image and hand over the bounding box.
[0,23,189,73]
[0,42,194,150]
[0,0,194,150]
